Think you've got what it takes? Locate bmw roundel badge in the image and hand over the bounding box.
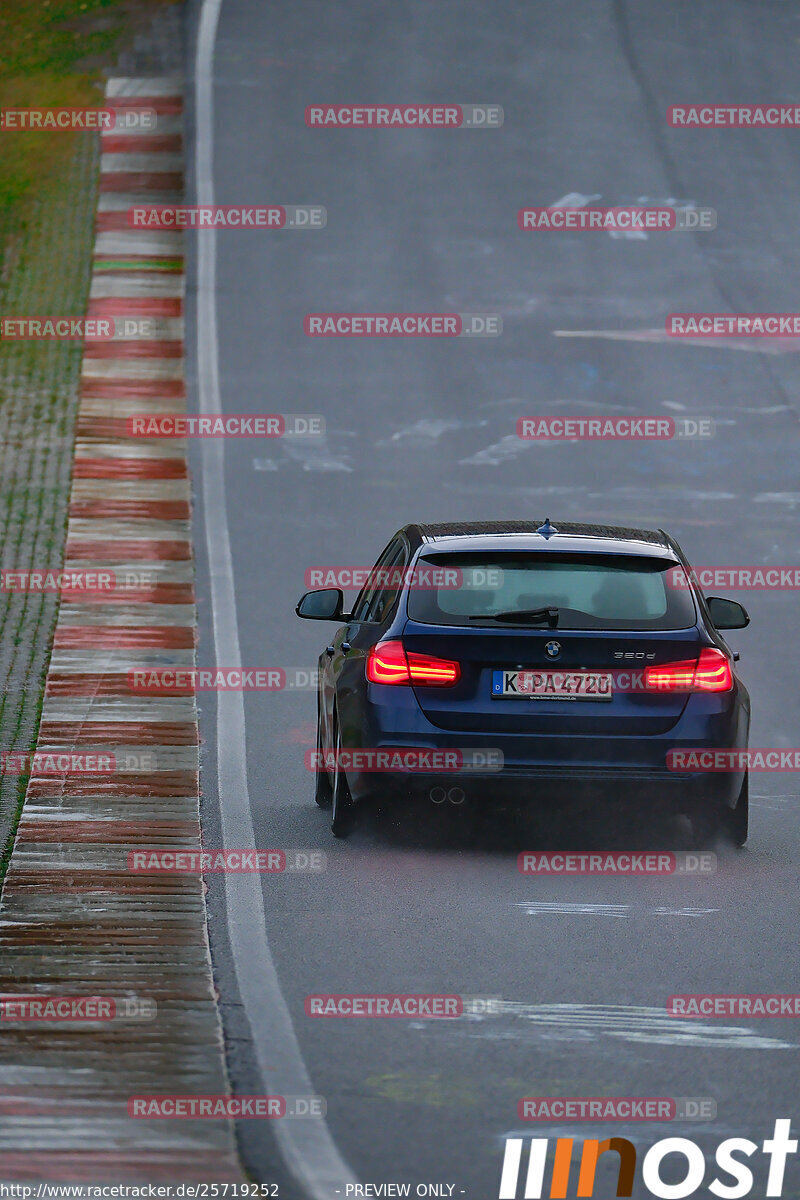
[544,640,561,660]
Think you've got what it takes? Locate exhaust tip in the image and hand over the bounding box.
[448,786,466,806]
[430,786,447,805]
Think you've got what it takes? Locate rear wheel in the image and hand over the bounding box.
[727,771,749,847]
[691,772,749,848]
[330,714,354,837]
[313,695,332,808]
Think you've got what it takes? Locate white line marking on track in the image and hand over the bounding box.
[552,328,800,354]
[381,417,488,444]
[651,906,720,917]
[755,492,800,505]
[475,1003,797,1049]
[513,902,720,918]
[515,901,629,917]
[459,433,537,466]
[550,192,602,208]
[195,3,359,1196]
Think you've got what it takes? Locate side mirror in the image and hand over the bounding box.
[707,596,750,630]
[295,588,347,621]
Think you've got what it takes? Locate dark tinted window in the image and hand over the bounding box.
[351,537,409,623]
[366,542,408,623]
[406,553,697,631]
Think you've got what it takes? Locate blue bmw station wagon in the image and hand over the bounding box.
[296,521,750,842]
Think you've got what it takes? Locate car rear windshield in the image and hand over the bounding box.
[405,553,697,630]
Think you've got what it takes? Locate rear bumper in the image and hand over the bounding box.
[348,765,739,811]
[340,681,748,809]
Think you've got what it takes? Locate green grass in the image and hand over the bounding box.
[0,0,178,250]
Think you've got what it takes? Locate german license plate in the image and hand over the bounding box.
[492,669,614,701]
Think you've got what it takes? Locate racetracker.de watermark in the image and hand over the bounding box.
[517,417,714,440]
[1,750,182,774]
[1,752,118,775]
[518,1097,716,1121]
[305,994,462,1017]
[667,749,800,772]
[669,995,800,1016]
[518,206,716,231]
[140,667,320,691]
[0,569,165,596]
[128,205,326,229]
[306,995,498,1017]
[128,669,285,692]
[304,104,503,128]
[127,1095,322,1119]
[668,104,800,127]
[668,566,800,590]
[306,748,504,773]
[668,314,800,336]
[127,849,325,873]
[0,317,165,340]
[129,1095,325,1119]
[303,565,502,589]
[0,107,156,131]
[126,415,324,438]
[1,569,120,595]
[117,668,340,693]
[129,1095,326,1119]
[0,995,156,1022]
[304,313,501,336]
[518,852,716,875]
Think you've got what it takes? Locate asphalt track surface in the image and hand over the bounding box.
[185,3,800,1196]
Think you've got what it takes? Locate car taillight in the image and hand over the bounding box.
[366,640,460,687]
[366,640,410,685]
[407,649,461,686]
[644,647,733,693]
[693,646,734,691]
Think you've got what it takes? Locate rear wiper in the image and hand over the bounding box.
[470,606,560,627]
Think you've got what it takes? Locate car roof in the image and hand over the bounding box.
[405,521,679,560]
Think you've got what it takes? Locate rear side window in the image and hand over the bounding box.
[405,553,697,631]
[351,536,409,623]
[366,542,408,623]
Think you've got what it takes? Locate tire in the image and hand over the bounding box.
[330,713,355,837]
[726,771,749,848]
[691,772,749,848]
[313,694,332,808]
